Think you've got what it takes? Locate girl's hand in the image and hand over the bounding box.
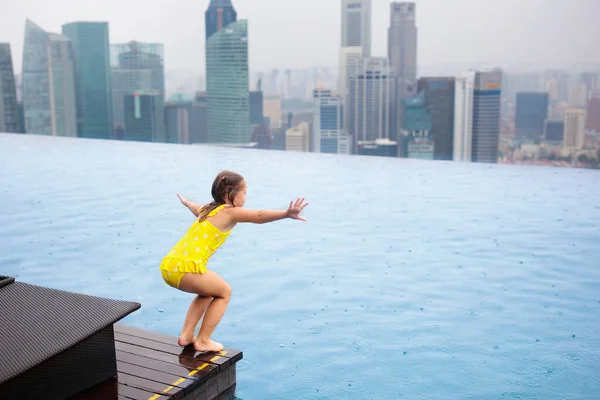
[286,198,309,221]
[176,193,188,207]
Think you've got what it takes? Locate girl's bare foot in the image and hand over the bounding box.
[194,338,224,353]
[178,334,196,347]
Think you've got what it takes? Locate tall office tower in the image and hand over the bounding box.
[313,88,349,154]
[341,0,371,56]
[123,91,166,142]
[417,77,455,160]
[347,57,395,152]
[453,72,475,162]
[22,20,77,136]
[111,41,164,135]
[471,70,502,163]
[563,109,586,149]
[515,92,549,140]
[62,22,112,139]
[0,43,19,132]
[205,18,250,143]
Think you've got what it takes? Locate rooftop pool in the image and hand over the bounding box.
[1,133,599,399]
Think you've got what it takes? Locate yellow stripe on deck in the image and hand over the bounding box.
[147,350,229,400]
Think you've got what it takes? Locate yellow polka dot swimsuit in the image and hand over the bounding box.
[160,205,231,288]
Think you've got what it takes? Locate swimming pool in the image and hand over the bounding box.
[1,133,599,399]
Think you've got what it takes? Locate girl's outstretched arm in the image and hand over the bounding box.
[227,198,308,224]
[176,193,203,217]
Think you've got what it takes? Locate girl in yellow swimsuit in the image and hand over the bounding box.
[159,170,308,353]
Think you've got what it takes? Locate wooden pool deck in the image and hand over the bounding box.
[72,324,243,400]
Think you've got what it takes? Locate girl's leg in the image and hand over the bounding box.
[178,270,232,352]
[178,294,213,346]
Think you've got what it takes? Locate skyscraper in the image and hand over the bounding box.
[341,0,371,56]
[401,90,433,159]
[0,43,19,133]
[472,70,502,163]
[563,109,586,149]
[285,122,310,152]
[205,0,237,40]
[313,88,349,154]
[62,22,113,139]
[544,120,564,143]
[206,19,250,143]
[249,90,264,125]
[111,42,164,134]
[338,46,362,129]
[515,92,549,140]
[388,2,418,142]
[388,2,417,96]
[586,96,600,133]
[22,20,76,136]
[123,91,166,142]
[417,77,455,160]
[453,72,475,162]
[340,0,371,135]
[348,57,395,151]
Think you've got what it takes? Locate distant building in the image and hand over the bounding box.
[357,138,398,157]
[417,77,454,160]
[251,123,272,150]
[249,90,264,125]
[338,46,362,126]
[544,120,564,143]
[164,93,207,145]
[123,91,166,142]
[401,90,433,159]
[313,88,349,154]
[453,72,475,162]
[22,20,77,136]
[515,92,549,140]
[111,42,164,135]
[62,22,113,139]
[388,2,417,99]
[586,97,600,133]
[206,18,250,143]
[348,57,395,153]
[563,109,586,149]
[263,96,282,128]
[285,122,310,152]
[472,70,502,163]
[17,101,25,133]
[341,0,371,56]
[0,43,19,133]
[205,0,237,41]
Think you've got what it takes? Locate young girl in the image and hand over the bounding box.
[159,170,308,352]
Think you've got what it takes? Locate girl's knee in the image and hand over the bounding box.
[221,284,232,301]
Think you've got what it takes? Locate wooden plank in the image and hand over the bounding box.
[116,350,214,385]
[117,360,195,393]
[71,376,170,400]
[115,324,243,364]
[117,372,179,399]
[114,332,232,369]
[115,341,220,378]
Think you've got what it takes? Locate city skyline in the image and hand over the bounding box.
[2,0,599,75]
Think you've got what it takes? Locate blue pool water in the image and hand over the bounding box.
[1,133,599,399]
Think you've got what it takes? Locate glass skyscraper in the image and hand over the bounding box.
[0,43,19,133]
[348,57,395,146]
[62,22,113,139]
[472,70,502,163]
[22,20,77,136]
[205,0,237,40]
[205,19,251,143]
[110,42,164,135]
[515,92,549,140]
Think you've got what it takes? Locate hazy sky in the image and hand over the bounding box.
[1,0,599,75]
